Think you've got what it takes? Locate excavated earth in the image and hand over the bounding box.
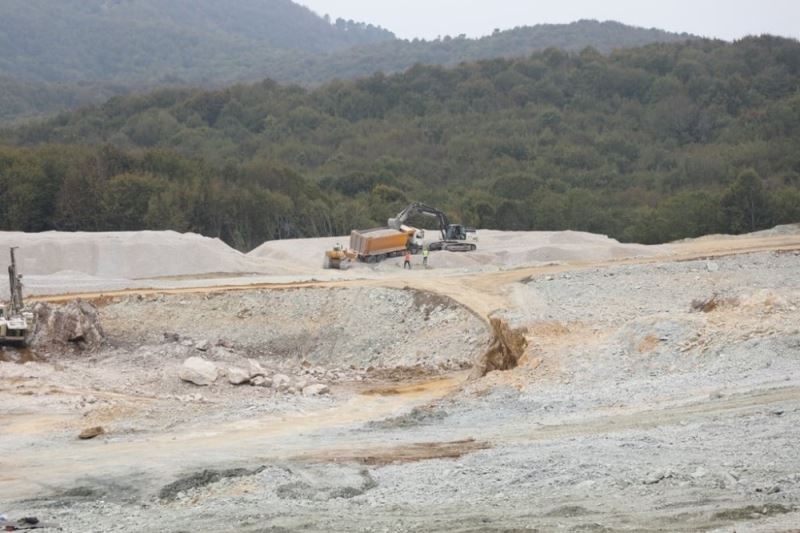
[1,229,800,532]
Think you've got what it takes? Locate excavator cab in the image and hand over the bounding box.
[445,224,467,241]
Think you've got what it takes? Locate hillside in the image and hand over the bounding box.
[0,2,689,86]
[0,0,393,84]
[0,3,695,124]
[222,20,696,86]
[1,36,799,250]
[0,77,134,124]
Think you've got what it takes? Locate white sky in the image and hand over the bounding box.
[299,0,800,41]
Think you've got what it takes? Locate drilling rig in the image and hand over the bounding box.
[1,248,32,345]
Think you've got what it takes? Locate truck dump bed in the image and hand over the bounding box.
[350,228,410,260]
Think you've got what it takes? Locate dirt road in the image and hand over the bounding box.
[30,231,800,320]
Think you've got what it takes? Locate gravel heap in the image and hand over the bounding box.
[248,229,666,271]
[0,230,272,281]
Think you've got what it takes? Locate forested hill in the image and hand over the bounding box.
[1,36,799,250]
[235,20,696,86]
[0,0,394,84]
[0,1,694,123]
[0,1,689,86]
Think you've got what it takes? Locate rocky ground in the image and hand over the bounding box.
[1,239,799,532]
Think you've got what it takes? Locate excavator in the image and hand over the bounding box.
[322,202,476,269]
[388,202,477,252]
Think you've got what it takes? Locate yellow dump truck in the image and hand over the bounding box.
[323,227,424,268]
[349,227,422,263]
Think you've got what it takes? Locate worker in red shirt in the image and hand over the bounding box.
[403,251,412,269]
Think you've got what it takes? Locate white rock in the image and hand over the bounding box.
[303,384,330,396]
[251,376,272,388]
[179,357,218,386]
[195,339,210,351]
[227,367,250,385]
[272,373,291,390]
[247,359,267,378]
[706,261,719,272]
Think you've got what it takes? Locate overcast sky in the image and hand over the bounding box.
[299,0,800,41]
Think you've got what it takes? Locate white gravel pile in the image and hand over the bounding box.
[413,229,665,269]
[679,223,800,242]
[0,230,274,279]
[248,235,346,268]
[249,230,666,271]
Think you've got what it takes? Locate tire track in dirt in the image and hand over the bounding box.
[0,375,466,502]
[497,385,800,444]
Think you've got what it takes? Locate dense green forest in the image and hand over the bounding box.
[0,0,394,83]
[0,0,686,85]
[0,0,692,123]
[1,36,799,250]
[0,77,133,124]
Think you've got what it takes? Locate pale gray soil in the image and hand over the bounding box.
[1,238,799,531]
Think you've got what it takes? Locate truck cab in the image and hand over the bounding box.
[401,225,425,253]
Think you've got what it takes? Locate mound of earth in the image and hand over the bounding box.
[0,230,275,280]
[248,235,345,268]
[674,223,800,243]
[249,230,666,272]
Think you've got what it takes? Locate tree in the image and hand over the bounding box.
[101,173,164,230]
[721,169,771,233]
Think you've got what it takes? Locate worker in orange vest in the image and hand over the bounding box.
[403,251,412,269]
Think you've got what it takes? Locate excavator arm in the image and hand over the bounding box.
[388,202,477,252]
[388,202,451,241]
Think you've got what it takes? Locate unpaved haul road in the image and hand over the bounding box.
[0,376,465,501]
[30,232,800,320]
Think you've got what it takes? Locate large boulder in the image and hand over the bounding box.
[179,357,218,386]
[302,384,330,397]
[31,300,105,349]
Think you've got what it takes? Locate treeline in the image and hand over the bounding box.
[0,16,693,124]
[0,145,359,251]
[1,36,799,249]
[229,20,694,88]
[0,77,132,124]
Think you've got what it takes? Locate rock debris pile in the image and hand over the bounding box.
[30,300,105,350]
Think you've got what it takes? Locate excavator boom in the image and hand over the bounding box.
[388,202,477,252]
[388,202,451,241]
